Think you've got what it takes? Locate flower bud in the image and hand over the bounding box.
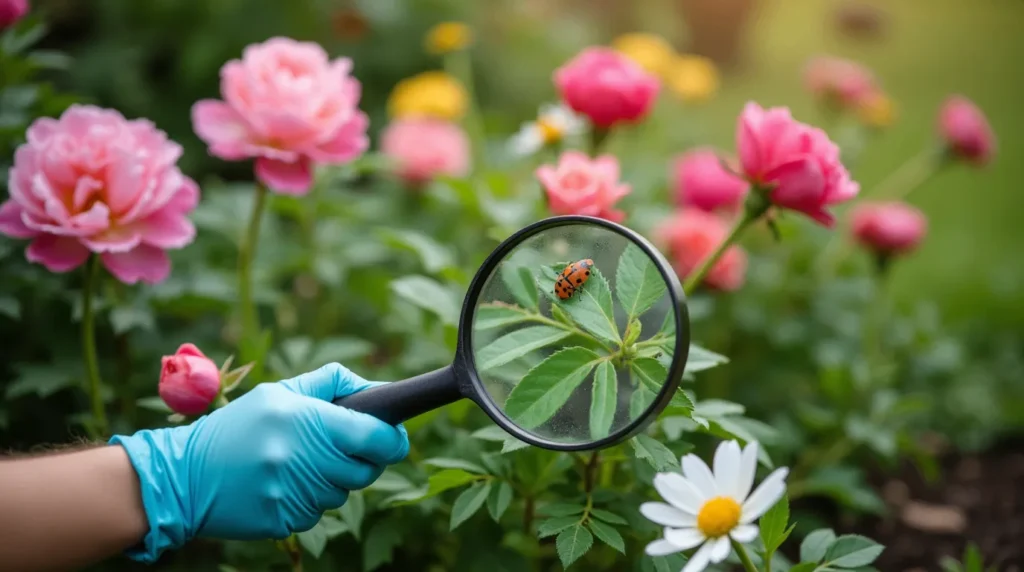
[0,0,28,30]
[851,201,927,256]
[159,343,221,415]
[938,95,995,166]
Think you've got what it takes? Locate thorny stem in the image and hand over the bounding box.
[238,183,268,372]
[731,539,759,572]
[81,256,108,438]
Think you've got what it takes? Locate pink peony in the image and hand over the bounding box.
[0,0,27,29]
[672,148,748,213]
[536,151,631,222]
[380,118,470,185]
[938,95,995,166]
[656,210,746,292]
[851,201,927,256]
[191,37,369,195]
[554,47,660,129]
[0,105,198,284]
[159,343,221,416]
[803,56,878,108]
[736,102,859,227]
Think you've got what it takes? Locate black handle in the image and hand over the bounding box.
[333,365,464,425]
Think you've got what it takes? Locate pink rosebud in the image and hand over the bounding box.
[0,0,28,29]
[938,95,995,166]
[554,47,660,129]
[191,37,369,195]
[672,148,748,213]
[380,118,470,185]
[536,151,631,222]
[803,56,878,108]
[0,105,198,284]
[159,343,221,416]
[736,102,859,227]
[851,201,927,256]
[656,210,746,291]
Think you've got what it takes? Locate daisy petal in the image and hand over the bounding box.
[645,539,682,557]
[682,454,719,498]
[741,467,789,524]
[654,472,706,514]
[664,527,705,550]
[682,540,715,572]
[709,536,732,563]
[731,524,759,543]
[713,441,742,500]
[734,441,759,502]
[640,502,695,528]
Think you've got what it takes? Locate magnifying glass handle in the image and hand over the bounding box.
[333,364,463,426]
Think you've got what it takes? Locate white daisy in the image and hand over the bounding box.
[508,103,585,157]
[640,440,789,572]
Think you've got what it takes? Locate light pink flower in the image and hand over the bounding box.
[803,56,878,108]
[380,118,470,185]
[672,148,748,213]
[0,0,28,29]
[938,95,995,166]
[736,102,859,227]
[159,343,221,416]
[656,210,746,291]
[554,47,660,129]
[536,151,631,222]
[191,37,369,195]
[851,201,927,256]
[0,105,198,284]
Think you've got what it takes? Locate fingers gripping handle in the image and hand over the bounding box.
[333,365,463,426]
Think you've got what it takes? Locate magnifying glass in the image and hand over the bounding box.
[334,215,690,451]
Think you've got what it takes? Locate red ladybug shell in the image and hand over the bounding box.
[554,259,594,300]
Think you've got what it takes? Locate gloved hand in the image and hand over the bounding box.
[110,363,409,563]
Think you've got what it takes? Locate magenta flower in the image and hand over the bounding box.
[851,201,927,256]
[159,343,221,416]
[554,47,660,129]
[672,148,748,213]
[536,151,631,222]
[938,95,996,166]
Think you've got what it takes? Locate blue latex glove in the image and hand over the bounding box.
[110,363,409,563]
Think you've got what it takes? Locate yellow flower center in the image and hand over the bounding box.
[537,118,563,144]
[387,71,468,121]
[696,496,741,538]
[668,55,720,104]
[425,22,472,55]
[856,92,896,129]
[612,33,675,76]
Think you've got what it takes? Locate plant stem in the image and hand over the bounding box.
[523,495,535,533]
[238,183,268,367]
[583,452,600,493]
[589,126,611,155]
[731,539,759,572]
[682,206,759,296]
[81,256,108,439]
[446,50,487,172]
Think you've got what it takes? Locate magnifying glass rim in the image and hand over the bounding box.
[458,214,691,451]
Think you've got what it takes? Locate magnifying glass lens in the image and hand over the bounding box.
[470,223,678,447]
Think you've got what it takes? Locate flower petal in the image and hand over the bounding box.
[653,472,706,514]
[138,209,196,250]
[730,524,759,543]
[640,502,696,528]
[255,157,313,195]
[645,539,682,557]
[191,99,253,160]
[664,527,705,550]
[713,440,742,500]
[682,540,714,572]
[741,467,789,524]
[734,441,759,502]
[101,244,171,285]
[26,235,90,272]
[709,536,732,563]
[681,454,718,498]
[0,201,37,238]
[305,111,369,163]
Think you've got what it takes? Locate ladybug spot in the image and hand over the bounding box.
[575,278,582,284]
[584,270,590,276]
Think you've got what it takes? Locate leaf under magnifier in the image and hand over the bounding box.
[539,265,620,345]
[589,360,617,440]
[503,347,603,429]
[615,243,667,321]
[476,325,571,371]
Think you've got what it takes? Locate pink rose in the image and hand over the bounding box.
[380,118,470,185]
[656,210,746,292]
[159,343,221,416]
[192,37,369,195]
[554,47,660,129]
[536,151,631,222]
[851,201,927,256]
[0,105,198,284]
[0,0,28,29]
[736,102,859,227]
[672,148,748,213]
[938,95,995,166]
[803,56,877,108]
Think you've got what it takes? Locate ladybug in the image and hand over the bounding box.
[554,259,594,300]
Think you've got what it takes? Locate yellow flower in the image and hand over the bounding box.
[856,91,897,129]
[425,22,472,55]
[387,71,468,121]
[612,33,675,76]
[666,54,720,104]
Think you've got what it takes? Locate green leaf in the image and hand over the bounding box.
[394,469,478,504]
[542,265,620,344]
[789,563,821,572]
[487,482,513,521]
[0,295,20,320]
[823,535,884,568]
[308,337,374,367]
[616,243,668,319]
[538,503,586,517]
[363,520,402,572]
[693,399,745,418]
[587,519,625,553]
[590,509,628,525]
[136,396,172,413]
[5,363,76,399]
[450,481,492,530]
[423,457,487,474]
[537,515,579,538]
[297,517,330,558]
[589,361,618,440]
[503,347,602,429]
[759,494,792,555]
[684,344,729,377]
[321,514,350,538]
[379,228,454,273]
[475,303,534,330]
[339,491,365,539]
[556,524,594,568]
[501,264,539,310]
[801,528,837,563]
[631,357,669,397]
[476,325,571,371]
[501,436,530,453]
[110,304,155,334]
[630,435,678,471]
[391,275,460,325]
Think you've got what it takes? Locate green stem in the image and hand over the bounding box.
[682,207,758,296]
[731,539,759,572]
[446,50,487,172]
[238,183,268,356]
[589,127,611,155]
[81,256,108,438]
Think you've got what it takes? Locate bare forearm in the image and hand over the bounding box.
[0,445,149,571]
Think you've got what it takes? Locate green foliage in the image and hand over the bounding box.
[794,529,884,571]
